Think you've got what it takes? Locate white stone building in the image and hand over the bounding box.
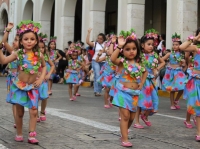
[0,0,199,49]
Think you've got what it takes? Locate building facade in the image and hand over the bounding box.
[0,0,199,49]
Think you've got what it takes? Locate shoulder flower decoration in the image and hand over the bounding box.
[69,59,80,70]
[120,57,145,79]
[171,50,184,63]
[75,42,82,50]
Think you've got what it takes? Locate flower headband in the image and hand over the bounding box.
[68,49,78,55]
[16,20,41,35]
[119,28,137,40]
[50,36,57,42]
[38,33,48,42]
[75,42,82,50]
[145,29,158,39]
[172,32,181,42]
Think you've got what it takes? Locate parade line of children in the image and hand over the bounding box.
[0,20,199,147]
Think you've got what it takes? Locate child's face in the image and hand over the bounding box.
[142,39,154,53]
[20,32,37,50]
[71,52,78,59]
[50,42,56,50]
[172,42,180,51]
[13,35,19,49]
[123,42,137,60]
[39,42,45,54]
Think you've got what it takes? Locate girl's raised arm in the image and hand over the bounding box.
[0,47,17,64]
[86,28,94,47]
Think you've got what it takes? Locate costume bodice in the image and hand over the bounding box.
[194,49,200,70]
[8,61,17,69]
[50,50,57,61]
[169,51,181,65]
[68,59,81,70]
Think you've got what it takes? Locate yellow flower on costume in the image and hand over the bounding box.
[132,96,139,106]
[17,81,27,90]
[65,72,70,80]
[196,100,200,106]
[123,74,136,82]
[166,86,172,91]
[27,51,38,65]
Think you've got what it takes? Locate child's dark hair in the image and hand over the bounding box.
[173,41,182,45]
[162,41,166,47]
[122,37,141,62]
[140,35,154,50]
[194,27,200,45]
[39,41,47,55]
[48,41,56,52]
[160,34,166,40]
[98,33,106,42]
[19,30,39,52]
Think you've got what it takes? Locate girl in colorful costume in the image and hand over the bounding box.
[2,23,19,128]
[111,31,147,147]
[37,33,55,122]
[0,20,46,144]
[96,35,117,108]
[73,42,85,96]
[64,49,82,101]
[48,36,62,95]
[179,33,200,141]
[134,29,165,129]
[162,33,187,110]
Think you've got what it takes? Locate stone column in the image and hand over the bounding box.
[166,0,197,48]
[127,0,145,38]
[117,0,127,35]
[81,0,90,45]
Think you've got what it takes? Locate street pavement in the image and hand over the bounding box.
[0,77,199,149]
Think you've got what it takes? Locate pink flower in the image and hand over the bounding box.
[23,64,28,68]
[135,70,139,73]
[20,66,23,70]
[125,71,128,74]
[153,59,158,63]
[120,58,124,62]
[23,49,26,53]
[30,70,35,74]
[136,76,140,79]
[138,66,141,70]
[23,54,25,58]
[128,67,132,71]
[17,57,19,60]
[33,61,37,65]
[35,52,38,56]
[152,63,155,67]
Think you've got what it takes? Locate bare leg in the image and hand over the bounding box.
[12,105,17,124]
[120,108,130,143]
[104,87,110,105]
[128,112,136,129]
[134,107,141,125]
[48,80,53,93]
[186,112,191,124]
[175,90,183,102]
[68,84,73,98]
[41,99,48,115]
[196,116,200,136]
[29,109,37,138]
[74,84,80,95]
[170,91,175,106]
[15,104,24,136]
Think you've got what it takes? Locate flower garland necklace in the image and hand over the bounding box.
[69,59,80,70]
[17,49,41,74]
[106,56,114,67]
[44,54,49,62]
[141,51,159,69]
[171,50,184,63]
[120,57,145,79]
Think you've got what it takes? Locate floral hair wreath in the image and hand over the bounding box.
[119,28,137,40]
[38,33,48,42]
[68,49,78,55]
[145,29,158,39]
[16,20,41,35]
[75,42,82,50]
[172,32,181,42]
[50,36,57,42]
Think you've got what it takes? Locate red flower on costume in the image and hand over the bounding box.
[178,72,184,78]
[194,61,199,67]
[186,79,195,91]
[164,74,170,80]
[144,86,152,97]
[143,100,153,109]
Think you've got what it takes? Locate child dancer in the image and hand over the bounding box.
[111,31,147,147]
[162,33,187,110]
[74,42,85,96]
[64,49,82,101]
[179,33,200,141]
[2,23,19,128]
[96,47,116,108]
[0,20,46,144]
[48,36,62,95]
[134,29,165,129]
[37,33,55,122]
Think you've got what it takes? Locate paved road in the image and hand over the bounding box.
[0,77,199,149]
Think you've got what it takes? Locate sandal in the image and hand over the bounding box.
[76,93,81,96]
[37,118,40,122]
[184,121,193,129]
[174,101,181,109]
[15,135,24,142]
[170,105,179,110]
[48,91,52,96]
[28,131,39,144]
[133,124,144,129]
[121,141,133,147]
[196,135,200,141]
[40,112,46,121]
[104,105,110,109]
[95,93,101,96]
[118,117,121,121]
[141,114,151,126]
[13,124,16,128]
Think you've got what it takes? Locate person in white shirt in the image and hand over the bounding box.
[86,28,106,96]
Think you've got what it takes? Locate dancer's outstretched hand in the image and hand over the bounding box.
[7,23,14,30]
